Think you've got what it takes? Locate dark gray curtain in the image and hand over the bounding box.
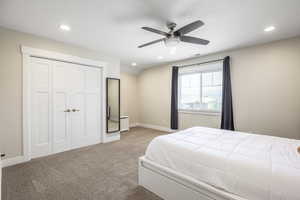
[221,56,235,130]
[171,66,179,130]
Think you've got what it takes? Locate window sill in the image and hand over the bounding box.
[179,110,221,116]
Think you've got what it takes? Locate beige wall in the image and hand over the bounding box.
[120,72,138,126]
[137,66,171,127]
[0,27,120,158]
[138,37,300,140]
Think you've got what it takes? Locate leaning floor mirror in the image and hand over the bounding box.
[106,78,120,133]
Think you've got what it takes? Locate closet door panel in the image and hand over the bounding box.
[33,93,50,148]
[31,58,52,158]
[68,64,86,148]
[68,65,85,91]
[69,93,85,148]
[86,69,100,92]
[52,63,70,153]
[86,93,100,143]
[53,92,69,153]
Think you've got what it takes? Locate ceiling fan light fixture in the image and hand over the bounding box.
[164,37,180,48]
[170,47,177,55]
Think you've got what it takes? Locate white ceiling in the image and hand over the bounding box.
[1,0,300,71]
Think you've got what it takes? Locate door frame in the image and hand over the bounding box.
[22,46,107,161]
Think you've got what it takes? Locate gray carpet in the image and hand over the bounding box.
[2,127,166,200]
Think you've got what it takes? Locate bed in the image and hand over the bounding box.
[138,127,300,200]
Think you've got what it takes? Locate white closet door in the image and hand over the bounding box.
[30,57,102,158]
[68,64,86,149]
[52,61,71,153]
[31,57,52,158]
[68,64,102,148]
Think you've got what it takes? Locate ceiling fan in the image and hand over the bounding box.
[138,20,209,48]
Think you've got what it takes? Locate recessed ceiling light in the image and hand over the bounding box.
[157,56,163,60]
[60,24,71,31]
[264,26,275,32]
[131,62,137,66]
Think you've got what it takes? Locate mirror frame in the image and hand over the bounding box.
[106,78,121,133]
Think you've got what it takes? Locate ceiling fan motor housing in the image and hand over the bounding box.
[167,22,177,31]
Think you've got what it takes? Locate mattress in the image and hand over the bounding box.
[145,127,300,200]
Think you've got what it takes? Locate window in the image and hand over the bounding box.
[178,63,223,113]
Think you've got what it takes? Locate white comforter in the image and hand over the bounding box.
[145,127,300,200]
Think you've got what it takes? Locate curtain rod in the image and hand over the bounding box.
[179,58,225,68]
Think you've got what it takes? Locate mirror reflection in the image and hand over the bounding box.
[107,78,120,133]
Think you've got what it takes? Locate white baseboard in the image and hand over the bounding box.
[1,156,28,168]
[136,123,175,133]
[103,133,120,143]
[130,123,138,128]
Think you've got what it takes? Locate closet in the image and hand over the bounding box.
[30,57,102,158]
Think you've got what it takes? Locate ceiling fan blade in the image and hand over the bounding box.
[180,36,209,45]
[138,38,165,48]
[142,27,171,37]
[174,20,204,35]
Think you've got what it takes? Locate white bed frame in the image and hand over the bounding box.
[138,156,246,200]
